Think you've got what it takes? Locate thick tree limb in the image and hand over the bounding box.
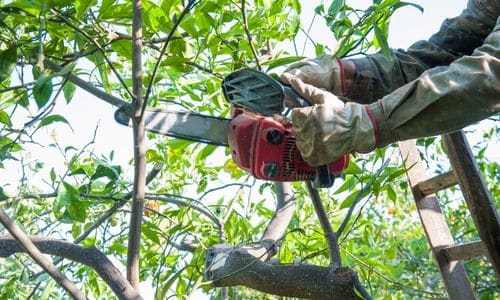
[259,182,295,259]
[0,211,86,300]
[205,244,360,299]
[0,235,141,300]
[127,0,145,290]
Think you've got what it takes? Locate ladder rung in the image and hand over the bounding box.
[416,171,458,196]
[440,241,488,262]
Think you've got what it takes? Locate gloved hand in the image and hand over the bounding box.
[286,77,379,166]
[281,55,344,96]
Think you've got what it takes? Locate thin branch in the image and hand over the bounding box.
[240,0,261,70]
[199,183,252,201]
[341,248,444,297]
[0,235,142,300]
[337,158,391,237]
[185,61,224,79]
[0,210,85,299]
[142,0,200,112]
[127,0,145,289]
[51,9,134,99]
[0,82,35,94]
[145,195,221,229]
[44,59,128,108]
[305,182,342,267]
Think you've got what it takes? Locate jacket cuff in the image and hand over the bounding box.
[345,58,376,104]
[366,101,397,147]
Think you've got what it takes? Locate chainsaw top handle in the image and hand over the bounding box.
[222,68,311,115]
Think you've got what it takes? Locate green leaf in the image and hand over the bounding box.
[395,1,424,13]
[75,0,96,18]
[38,114,73,131]
[0,110,12,127]
[343,160,362,174]
[327,0,345,18]
[340,190,360,209]
[374,24,391,59]
[91,164,121,181]
[0,47,17,82]
[263,56,305,71]
[335,176,355,194]
[99,0,116,17]
[386,185,397,203]
[0,187,8,201]
[50,168,56,184]
[56,182,87,222]
[196,144,216,162]
[142,225,161,245]
[57,182,79,206]
[63,82,76,103]
[33,76,53,108]
[110,39,132,60]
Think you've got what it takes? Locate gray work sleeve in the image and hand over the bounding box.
[346,0,500,103]
[368,17,500,147]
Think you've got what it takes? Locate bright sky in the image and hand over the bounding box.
[1,0,480,194]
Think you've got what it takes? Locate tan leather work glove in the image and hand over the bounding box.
[281,55,344,95]
[286,77,379,166]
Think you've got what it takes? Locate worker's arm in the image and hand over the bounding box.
[283,0,500,103]
[285,18,500,166]
[347,0,500,103]
[369,17,500,148]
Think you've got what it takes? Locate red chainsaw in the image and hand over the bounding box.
[221,69,348,187]
[114,68,349,187]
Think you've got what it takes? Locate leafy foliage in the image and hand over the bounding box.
[0,0,498,299]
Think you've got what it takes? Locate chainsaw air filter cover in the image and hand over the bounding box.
[222,68,285,115]
[227,112,349,182]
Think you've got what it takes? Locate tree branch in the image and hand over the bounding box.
[0,210,86,300]
[0,235,142,300]
[205,244,360,299]
[51,8,134,99]
[240,0,262,70]
[306,182,342,267]
[337,158,391,237]
[145,194,221,229]
[142,0,199,112]
[127,0,145,290]
[259,182,295,257]
[44,59,128,108]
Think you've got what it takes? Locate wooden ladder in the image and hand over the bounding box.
[398,130,500,300]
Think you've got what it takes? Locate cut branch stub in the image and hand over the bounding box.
[205,243,361,300]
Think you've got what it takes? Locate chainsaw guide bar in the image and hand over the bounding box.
[114,107,230,146]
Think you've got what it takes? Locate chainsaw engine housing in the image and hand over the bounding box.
[227,111,349,182]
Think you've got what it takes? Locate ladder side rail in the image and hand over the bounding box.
[443,131,500,278]
[398,140,475,300]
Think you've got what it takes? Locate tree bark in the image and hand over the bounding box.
[127,0,145,290]
[205,244,360,299]
[0,235,142,300]
[0,211,85,300]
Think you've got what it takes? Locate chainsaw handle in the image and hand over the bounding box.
[315,165,334,188]
[282,85,311,108]
[281,85,334,188]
